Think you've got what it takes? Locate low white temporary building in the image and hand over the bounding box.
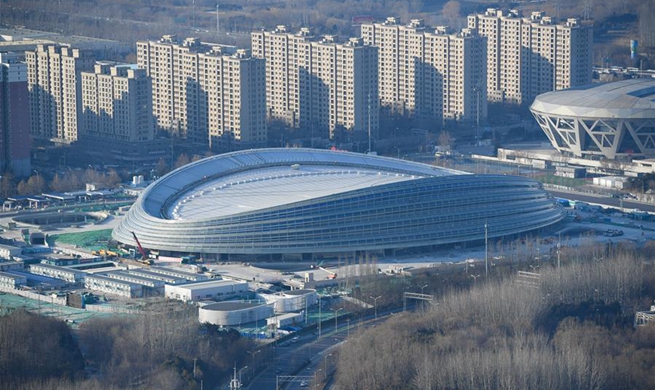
[165,279,248,303]
[267,312,304,329]
[259,289,317,313]
[29,263,85,283]
[84,274,143,298]
[198,301,274,326]
[593,176,629,189]
[0,271,26,288]
[0,244,22,260]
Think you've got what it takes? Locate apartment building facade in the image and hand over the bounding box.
[252,27,379,140]
[468,9,593,105]
[136,36,266,150]
[0,52,31,177]
[25,44,95,142]
[80,62,154,143]
[361,18,487,125]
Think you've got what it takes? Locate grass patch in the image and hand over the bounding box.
[536,175,587,187]
[49,229,113,251]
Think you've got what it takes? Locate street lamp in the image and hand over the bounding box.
[484,222,488,278]
[529,264,539,273]
[247,350,261,372]
[470,274,481,285]
[332,308,343,331]
[238,365,248,384]
[324,353,333,372]
[370,295,382,320]
[420,284,429,295]
[314,368,323,389]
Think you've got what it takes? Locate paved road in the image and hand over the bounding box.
[243,323,351,390]
[244,309,409,390]
[438,155,655,213]
[546,188,655,213]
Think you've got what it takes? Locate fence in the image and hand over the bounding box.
[0,285,67,305]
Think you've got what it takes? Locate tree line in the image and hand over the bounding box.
[2,235,655,389]
[335,242,655,390]
[0,299,254,390]
[0,152,207,200]
[0,169,121,199]
[2,0,653,54]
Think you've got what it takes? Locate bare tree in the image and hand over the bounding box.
[0,173,16,198]
[437,130,453,153]
[156,158,170,178]
[174,153,190,169]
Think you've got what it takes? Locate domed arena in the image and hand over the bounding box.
[112,148,565,258]
[530,78,655,160]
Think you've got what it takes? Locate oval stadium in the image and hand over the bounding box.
[530,78,655,160]
[112,148,565,259]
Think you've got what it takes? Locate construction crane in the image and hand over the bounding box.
[131,231,153,265]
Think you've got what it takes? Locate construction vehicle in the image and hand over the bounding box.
[131,231,154,265]
[92,249,118,258]
[181,255,197,264]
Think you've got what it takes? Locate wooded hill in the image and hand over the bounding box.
[0,300,253,390]
[336,243,655,390]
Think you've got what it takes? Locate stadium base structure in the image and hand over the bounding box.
[530,79,655,160]
[113,148,565,257]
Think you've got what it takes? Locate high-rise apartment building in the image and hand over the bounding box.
[25,44,95,142]
[0,52,31,177]
[136,36,266,150]
[80,62,154,143]
[251,27,379,140]
[361,18,487,125]
[251,27,311,128]
[468,9,593,104]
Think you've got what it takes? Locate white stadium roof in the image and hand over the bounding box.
[142,148,463,220]
[531,78,655,119]
[168,165,428,220]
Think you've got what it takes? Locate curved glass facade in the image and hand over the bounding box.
[113,149,565,255]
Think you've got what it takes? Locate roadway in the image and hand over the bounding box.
[244,308,408,390]
[439,155,655,213]
[546,188,655,213]
[243,322,351,390]
[433,154,655,213]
